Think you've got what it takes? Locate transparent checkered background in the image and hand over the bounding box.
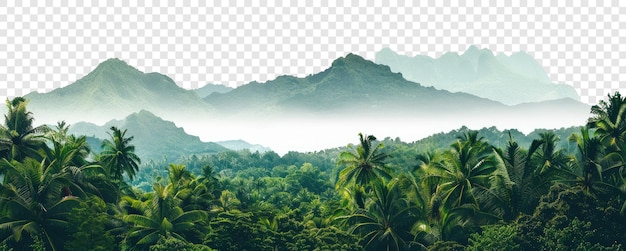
[0,1,625,105]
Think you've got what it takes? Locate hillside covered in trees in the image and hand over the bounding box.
[0,93,625,250]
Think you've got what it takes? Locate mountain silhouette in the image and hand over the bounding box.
[204,53,501,117]
[375,46,580,105]
[25,58,212,124]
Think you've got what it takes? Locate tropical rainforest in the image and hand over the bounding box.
[0,93,625,251]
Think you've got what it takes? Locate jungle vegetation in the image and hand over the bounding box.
[0,93,625,250]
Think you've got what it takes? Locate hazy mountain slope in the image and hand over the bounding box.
[25,58,213,125]
[375,46,580,105]
[193,83,233,99]
[68,110,228,161]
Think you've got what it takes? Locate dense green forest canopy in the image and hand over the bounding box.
[0,94,624,250]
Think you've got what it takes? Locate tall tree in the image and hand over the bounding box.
[40,136,105,200]
[528,132,569,174]
[492,133,530,220]
[521,131,570,212]
[99,126,141,182]
[588,92,626,151]
[421,131,507,243]
[0,97,49,162]
[424,131,502,212]
[584,92,626,215]
[336,133,391,190]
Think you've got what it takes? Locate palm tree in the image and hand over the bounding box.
[492,132,530,220]
[0,97,49,162]
[0,158,80,250]
[421,131,507,242]
[99,126,141,182]
[162,163,217,212]
[336,133,391,190]
[567,127,624,197]
[520,131,570,211]
[424,132,502,212]
[167,163,193,193]
[123,182,207,250]
[585,92,626,214]
[528,132,569,174]
[46,121,70,144]
[338,179,419,251]
[172,164,221,212]
[588,92,626,151]
[40,137,106,200]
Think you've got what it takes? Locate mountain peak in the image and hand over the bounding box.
[101,57,127,65]
[134,109,157,117]
[465,45,480,52]
[330,53,396,74]
[92,58,141,75]
[373,47,581,105]
[378,47,397,56]
[331,53,368,66]
[23,57,211,125]
[97,58,132,69]
[326,53,404,82]
[344,52,364,60]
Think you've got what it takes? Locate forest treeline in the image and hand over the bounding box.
[0,94,625,250]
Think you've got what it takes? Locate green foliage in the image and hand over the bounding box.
[588,91,626,151]
[418,131,507,244]
[1,93,626,251]
[541,217,622,251]
[338,179,417,251]
[288,226,361,251]
[64,196,116,251]
[467,224,519,251]
[427,241,465,251]
[149,235,215,251]
[516,184,626,250]
[205,211,275,251]
[0,97,49,162]
[0,157,80,250]
[405,126,579,155]
[122,182,208,250]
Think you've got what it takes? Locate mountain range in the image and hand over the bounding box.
[203,53,503,117]
[14,50,592,155]
[375,46,580,105]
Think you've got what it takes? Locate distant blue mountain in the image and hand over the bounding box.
[375,46,580,105]
[193,83,233,99]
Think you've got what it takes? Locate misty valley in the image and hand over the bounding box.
[0,48,624,250]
